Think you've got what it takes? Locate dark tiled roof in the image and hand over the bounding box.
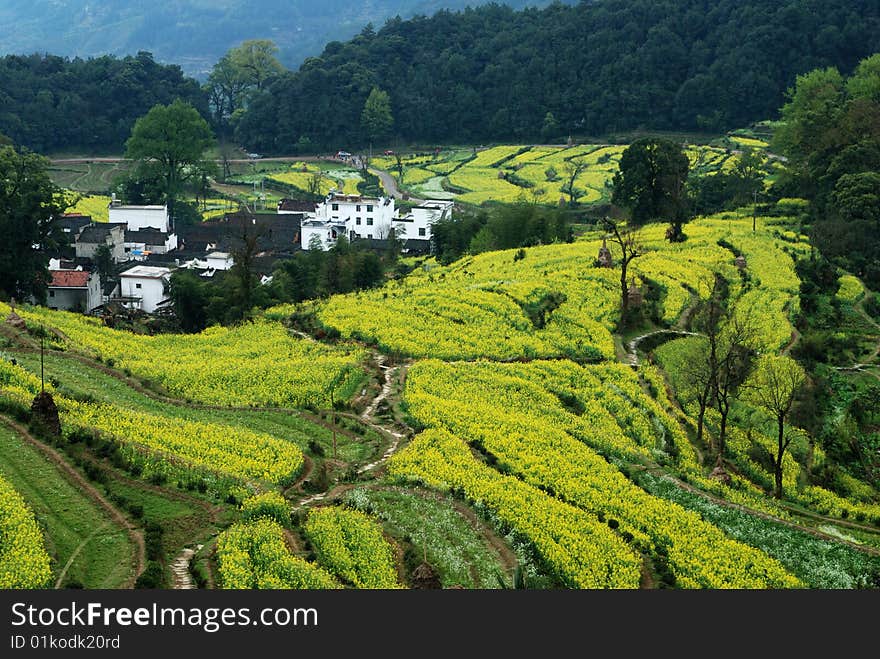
[178,213,302,254]
[59,215,92,233]
[278,199,316,213]
[76,223,125,244]
[125,228,168,243]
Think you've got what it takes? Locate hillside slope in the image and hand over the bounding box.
[237,0,880,151]
[0,0,559,77]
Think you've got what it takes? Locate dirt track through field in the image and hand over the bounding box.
[0,416,146,588]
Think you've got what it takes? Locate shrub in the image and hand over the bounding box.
[241,492,291,527]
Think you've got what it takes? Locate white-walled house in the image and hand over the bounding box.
[118,265,171,313]
[46,269,102,313]
[300,192,452,250]
[393,200,454,241]
[178,251,234,277]
[124,228,179,259]
[301,218,348,250]
[314,193,397,240]
[108,198,170,232]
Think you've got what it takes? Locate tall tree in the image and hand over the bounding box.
[361,87,394,148]
[744,354,806,499]
[0,145,72,303]
[713,308,756,458]
[227,214,266,317]
[205,40,284,133]
[562,156,588,204]
[124,100,215,220]
[612,138,691,240]
[229,40,285,94]
[168,269,208,333]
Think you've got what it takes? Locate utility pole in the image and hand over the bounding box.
[40,324,45,393]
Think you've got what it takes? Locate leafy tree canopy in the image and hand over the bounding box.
[124,100,215,212]
[0,145,72,302]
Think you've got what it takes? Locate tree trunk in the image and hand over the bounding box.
[718,401,728,457]
[774,415,785,499]
[696,400,707,447]
[620,262,629,314]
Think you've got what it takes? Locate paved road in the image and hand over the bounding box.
[50,155,337,165]
[369,167,424,203]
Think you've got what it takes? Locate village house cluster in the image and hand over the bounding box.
[42,192,452,315]
[294,193,453,251]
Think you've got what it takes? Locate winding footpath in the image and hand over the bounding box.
[172,545,203,590]
[627,329,702,366]
[0,416,146,588]
[292,355,412,512]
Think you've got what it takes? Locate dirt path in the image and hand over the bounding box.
[449,499,518,577]
[626,329,702,366]
[369,167,424,203]
[171,545,202,589]
[283,529,303,554]
[781,326,801,357]
[0,416,146,588]
[356,357,411,474]
[291,484,356,512]
[284,454,314,496]
[831,282,880,380]
[290,357,413,511]
[634,463,880,557]
[54,521,111,588]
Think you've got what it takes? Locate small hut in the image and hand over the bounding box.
[31,391,61,438]
[734,255,747,270]
[597,238,613,268]
[411,561,442,589]
[5,310,26,330]
[627,278,643,307]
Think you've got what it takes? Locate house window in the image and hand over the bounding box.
[49,290,55,298]
[367,234,373,239]
[356,218,361,225]
[419,227,426,237]
[367,218,373,226]
[366,204,373,212]
[332,203,339,211]
[356,205,361,212]
[135,283,142,289]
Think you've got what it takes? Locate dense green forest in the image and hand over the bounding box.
[0,0,557,77]
[774,54,880,289]
[4,1,880,154]
[0,52,206,153]
[237,0,880,151]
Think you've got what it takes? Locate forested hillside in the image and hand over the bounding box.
[237,0,880,151]
[0,53,206,153]
[0,0,558,77]
[4,1,880,155]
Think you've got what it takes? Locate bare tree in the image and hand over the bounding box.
[562,156,588,204]
[601,217,643,317]
[218,140,238,181]
[676,335,715,454]
[307,171,325,197]
[226,212,267,316]
[713,304,757,457]
[744,354,806,499]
